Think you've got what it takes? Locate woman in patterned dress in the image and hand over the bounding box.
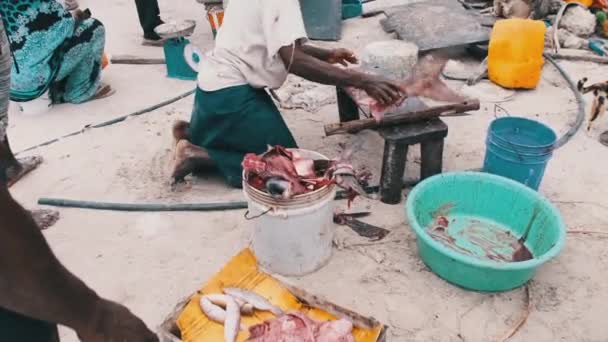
[0,0,111,104]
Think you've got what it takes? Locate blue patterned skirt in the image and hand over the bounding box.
[1,0,105,104]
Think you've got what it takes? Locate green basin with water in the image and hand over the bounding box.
[405,172,566,292]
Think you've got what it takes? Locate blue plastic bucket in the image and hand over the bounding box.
[483,117,557,190]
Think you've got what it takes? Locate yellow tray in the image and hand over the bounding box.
[159,249,385,342]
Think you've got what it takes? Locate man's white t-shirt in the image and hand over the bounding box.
[197,0,308,91]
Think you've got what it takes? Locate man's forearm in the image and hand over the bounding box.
[284,48,363,88]
[0,185,99,332]
[300,44,333,62]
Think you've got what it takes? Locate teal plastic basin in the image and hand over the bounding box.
[405,172,566,292]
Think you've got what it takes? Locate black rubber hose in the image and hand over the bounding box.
[38,198,248,212]
[544,54,586,149]
[38,180,420,212]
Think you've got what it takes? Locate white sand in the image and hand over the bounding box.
[7,0,608,341]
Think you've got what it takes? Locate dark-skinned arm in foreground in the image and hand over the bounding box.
[280,41,402,105]
[299,44,358,66]
[0,157,158,342]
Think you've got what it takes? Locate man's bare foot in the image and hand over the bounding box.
[171,140,215,183]
[172,120,190,142]
[6,156,43,188]
[29,209,60,230]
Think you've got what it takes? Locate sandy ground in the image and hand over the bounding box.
[6,0,608,341]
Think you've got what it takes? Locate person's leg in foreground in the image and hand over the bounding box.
[0,173,160,342]
[135,0,165,45]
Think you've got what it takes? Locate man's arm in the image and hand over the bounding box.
[279,43,402,105]
[0,171,158,341]
[0,183,100,332]
[299,44,333,62]
[300,44,359,67]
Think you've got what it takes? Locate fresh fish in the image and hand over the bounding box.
[205,294,255,316]
[223,288,284,316]
[200,296,227,325]
[200,295,248,330]
[224,295,241,342]
[241,303,255,315]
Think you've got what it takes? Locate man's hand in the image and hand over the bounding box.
[359,75,404,105]
[78,300,158,342]
[327,48,358,67]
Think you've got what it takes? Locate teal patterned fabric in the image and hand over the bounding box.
[0,0,105,103]
[1,18,10,142]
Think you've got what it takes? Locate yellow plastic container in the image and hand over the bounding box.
[488,19,546,89]
[564,0,592,7]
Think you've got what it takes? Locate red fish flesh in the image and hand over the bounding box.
[346,55,466,121]
[242,146,308,197]
[246,312,355,342]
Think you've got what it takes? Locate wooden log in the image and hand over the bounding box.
[110,55,166,65]
[324,100,480,136]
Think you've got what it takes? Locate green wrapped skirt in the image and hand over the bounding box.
[189,85,297,187]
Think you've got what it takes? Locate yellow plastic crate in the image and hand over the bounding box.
[158,249,386,342]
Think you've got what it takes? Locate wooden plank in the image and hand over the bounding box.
[324,100,480,136]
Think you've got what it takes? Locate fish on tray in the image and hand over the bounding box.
[346,54,467,121]
[223,287,284,316]
[200,287,356,342]
[199,295,248,332]
[205,293,255,315]
[199,288,285,342]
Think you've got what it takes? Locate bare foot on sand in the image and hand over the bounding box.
[6,156,43,188]
[29,209,60,230]
[171,139,215,183]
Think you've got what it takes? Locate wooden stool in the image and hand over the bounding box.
[379,119,448,204]
[336,87,448,205]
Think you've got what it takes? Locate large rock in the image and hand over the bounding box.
[361,40,419,81]
[559,6,596,37]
